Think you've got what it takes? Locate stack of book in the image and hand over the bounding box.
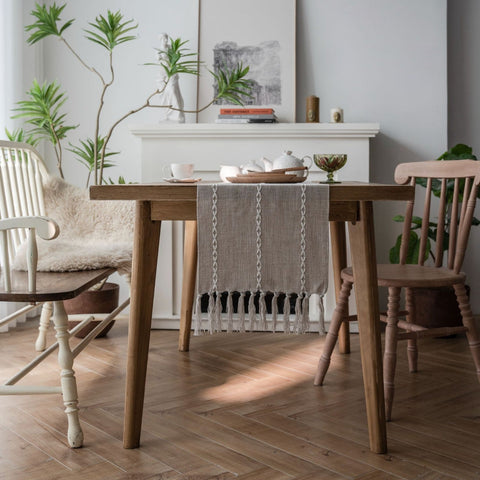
[215,108,278,124]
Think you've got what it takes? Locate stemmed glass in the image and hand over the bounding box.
[313,154,347,183]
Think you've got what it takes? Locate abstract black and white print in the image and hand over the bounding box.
[212,40,281,105]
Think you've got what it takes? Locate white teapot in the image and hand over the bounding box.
[264,150,312,177]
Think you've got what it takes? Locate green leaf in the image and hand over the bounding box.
[437,143,477,160]
[389,231,429,264]
[12,79,77,145]
[25,2,74,44]
[152,37,199,78]
[68,136,118,172]
[4,127,40,147]
[106,176,136,185]
[211,63,252,105]
[84,10,137,51]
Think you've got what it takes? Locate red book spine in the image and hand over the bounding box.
[219,108,274,115]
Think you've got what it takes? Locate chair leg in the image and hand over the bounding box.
[405,288,418,373]
[384,286,401,421]
[314,280,352,386]
[35,302,53,352]
[453,283,480,382]
[52,301,83,448]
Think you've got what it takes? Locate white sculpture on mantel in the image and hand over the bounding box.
[156,33,185,123]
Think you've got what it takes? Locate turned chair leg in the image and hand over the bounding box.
[52,301,83,448]
[384,287,401,422]
[454,283,480,382]
[35,302,53,352]
[314,280,352,386]
[405,288,418,373]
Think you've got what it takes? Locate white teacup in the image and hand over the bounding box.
[164,163,194,179]
[219,165,241,182]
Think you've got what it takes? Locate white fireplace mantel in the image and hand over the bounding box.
[129,122,379,329]
[130,122,379,139]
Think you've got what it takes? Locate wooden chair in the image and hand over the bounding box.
[314,160,480,421]
[0,140,130,447]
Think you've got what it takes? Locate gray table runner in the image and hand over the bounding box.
[196,183,329,334]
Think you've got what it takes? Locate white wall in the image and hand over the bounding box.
[448,0,480,313]
[22,1,457,311]
[297,0,447,266]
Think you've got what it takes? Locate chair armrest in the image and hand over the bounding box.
[0,216,60,293]
[0,216,59,240]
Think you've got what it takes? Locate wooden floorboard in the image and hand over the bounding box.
[1,318,480,479]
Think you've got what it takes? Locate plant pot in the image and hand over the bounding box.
[409,285,469,329]
[65,282,119,338]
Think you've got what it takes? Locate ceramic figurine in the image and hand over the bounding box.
[157,33,185,123]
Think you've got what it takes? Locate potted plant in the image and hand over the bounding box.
[389,143,478,328]
[7,2,252,336]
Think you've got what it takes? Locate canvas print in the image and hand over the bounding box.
[197,0,296,123]
[212,40,282,105]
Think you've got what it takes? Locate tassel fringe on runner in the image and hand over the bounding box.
[195,183,329,335]
[194,291,322,334]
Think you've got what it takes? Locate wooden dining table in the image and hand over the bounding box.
[90,181,414,454]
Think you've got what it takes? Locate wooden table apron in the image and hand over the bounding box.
[90,182,414,454]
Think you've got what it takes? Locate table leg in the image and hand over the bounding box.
[347,201,387,454]
[124,201,161,449]
[178,220,198,352]
[330,221,350,353]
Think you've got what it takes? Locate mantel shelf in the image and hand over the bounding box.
[129,122,380,139]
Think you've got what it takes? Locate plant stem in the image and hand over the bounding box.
[94,51,115,185]
[99,88,161,183]
[60,37,105,83]
[49,124,65,179]
[85,170,91,189]
[97,89,222,183]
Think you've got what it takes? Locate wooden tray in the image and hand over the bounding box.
[226,172,307,183]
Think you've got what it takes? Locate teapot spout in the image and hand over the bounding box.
[260,156,273,172]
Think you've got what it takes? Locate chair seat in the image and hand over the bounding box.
[341,264,466,288]
[0,267,115,302]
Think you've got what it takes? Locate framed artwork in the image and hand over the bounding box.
[196,0,296,123]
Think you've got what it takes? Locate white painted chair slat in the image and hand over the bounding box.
[8,155,28,252]
[2,155,24,254]
[0,230,11,292]
[0,162,21,262]
[20,156,35,216]
[24,148,47,217]
[13,152,30,216]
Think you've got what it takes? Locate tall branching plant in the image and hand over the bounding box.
[19,2,252,185]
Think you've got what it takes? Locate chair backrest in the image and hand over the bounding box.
[394,160,480,273]
[0,141,49,263]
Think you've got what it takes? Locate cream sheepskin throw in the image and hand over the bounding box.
[13,175,134,279]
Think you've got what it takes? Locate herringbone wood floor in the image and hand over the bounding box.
[1,318,480,479]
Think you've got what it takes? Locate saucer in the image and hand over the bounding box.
[163,177,201,183]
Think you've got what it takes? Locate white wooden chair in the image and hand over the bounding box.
[0,140,131,447]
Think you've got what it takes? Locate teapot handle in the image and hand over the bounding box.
[302,155,313,169]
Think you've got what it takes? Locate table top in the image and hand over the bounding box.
[90,181,414,203]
